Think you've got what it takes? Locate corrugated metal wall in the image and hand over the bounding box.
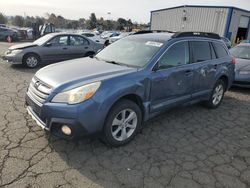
[229,9,250,42]
[151,7,229,36]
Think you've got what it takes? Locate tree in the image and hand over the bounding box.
[78,18,86,28]
[116,18,127,30]
[67,21,78,29]
[127,19,133,31]
[89,13,97,29]
[47,13,57,25]
[12,15,24,27]
[35,16,45,26]
[0,13,7,24]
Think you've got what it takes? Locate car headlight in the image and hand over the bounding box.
[52,82,101,104]
[239,70,250,75]
[10,49,22,55]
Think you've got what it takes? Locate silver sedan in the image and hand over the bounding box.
[2,33,104,68]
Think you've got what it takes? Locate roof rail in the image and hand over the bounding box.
[172,32,221,39]
[133,30,153,35]
[133,30,173,35]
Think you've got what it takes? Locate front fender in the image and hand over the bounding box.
[92,76,149,130]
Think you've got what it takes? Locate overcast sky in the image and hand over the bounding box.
[0,0,250,23]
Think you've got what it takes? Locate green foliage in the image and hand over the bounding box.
[12,15,24,27]
[0,12,147,31]
[0,13,7,24]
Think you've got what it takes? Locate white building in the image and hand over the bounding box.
[150,5,250,43]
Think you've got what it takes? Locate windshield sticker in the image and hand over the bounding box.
[146,41,163,47]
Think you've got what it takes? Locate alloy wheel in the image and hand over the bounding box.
[111,109,138,141]
[26,56,38,68]
[212,84,224,105]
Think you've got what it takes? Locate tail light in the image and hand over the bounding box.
[231,57,236,65]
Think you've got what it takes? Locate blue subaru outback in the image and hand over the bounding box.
[26,32,235,146]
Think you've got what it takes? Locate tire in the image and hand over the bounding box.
[23,54,40,68]
[102,99,142,147]
[85,51,95,57]
[204,79,225,109]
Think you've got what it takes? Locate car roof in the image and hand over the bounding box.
[127,32,226,44]
[128,33,173,43]
[47,32,84,37]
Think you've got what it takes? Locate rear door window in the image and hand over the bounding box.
[191,41,211,63]
[70,36,89,46]
[212,42,228,58]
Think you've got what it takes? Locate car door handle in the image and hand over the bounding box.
[62,47,68,50]
[185,70,193,77]
[84,47,89,49]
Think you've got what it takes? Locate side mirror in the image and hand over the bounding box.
[45,42,52,47]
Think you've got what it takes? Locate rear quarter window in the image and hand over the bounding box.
[191,41,211,63]
[212,42,228,58]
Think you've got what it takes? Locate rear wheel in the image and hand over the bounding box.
[23,54,40,68]
[102,99,142,147]
[204,79,225,109]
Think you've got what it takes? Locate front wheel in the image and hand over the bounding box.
[204,79,225,109]
[23,54,40,68]
[102,99,142,147]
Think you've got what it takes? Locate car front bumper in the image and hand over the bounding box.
[2,52,23,64]
[25,93,105,139]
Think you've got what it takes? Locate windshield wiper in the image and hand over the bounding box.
[106,60,122,65]
[103,59,130,67]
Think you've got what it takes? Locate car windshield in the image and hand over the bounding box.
[230,46,250,60]
[33,34,53,45]
[96,37,164,67]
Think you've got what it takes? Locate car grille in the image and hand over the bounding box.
[27,77,52,107]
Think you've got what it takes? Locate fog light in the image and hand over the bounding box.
[61,125,72,136]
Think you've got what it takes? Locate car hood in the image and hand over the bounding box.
[35,57,137,89]
[9,42,37,50]
[235,58,250,71]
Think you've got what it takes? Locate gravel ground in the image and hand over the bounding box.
[0,42,250,188]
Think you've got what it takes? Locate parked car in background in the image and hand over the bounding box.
[221,37,232,49]
[230,43,250,88]
[100,31,119,39]
[81,31,105,44]
[240,39,250,44]
[2,33,103,68]
[0,24,7,28]
[109,32,133,43]
[25,32,234,146]
[0,27,19,42]
[26,29,34,40]
[101,31,120,46]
